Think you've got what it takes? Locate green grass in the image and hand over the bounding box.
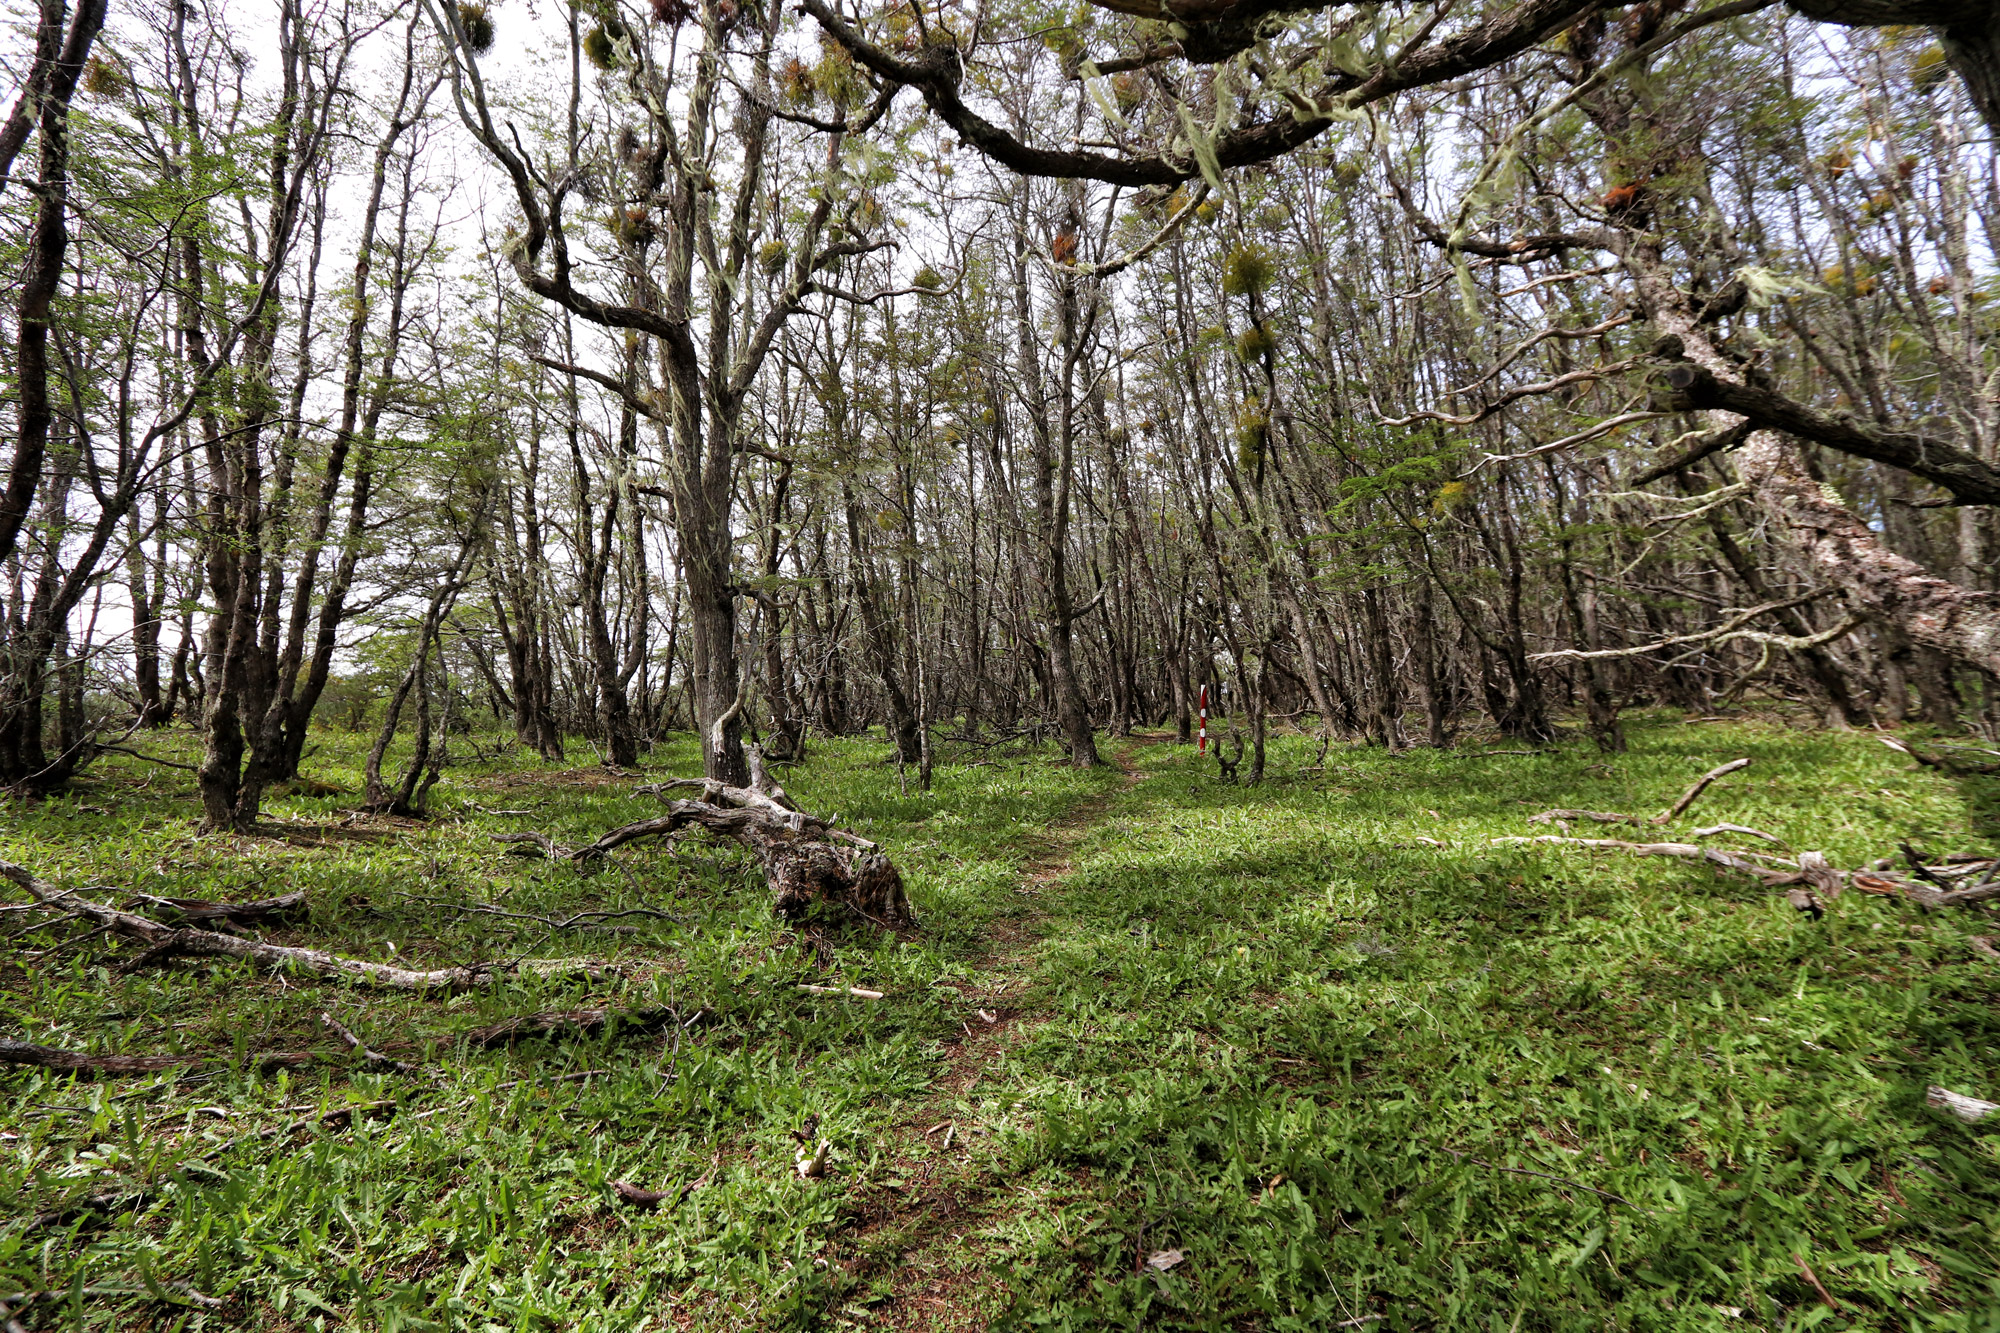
[3,715,1997,1330]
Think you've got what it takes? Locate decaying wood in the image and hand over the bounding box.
[580,784,915,931]
[1796,852,1843,899]
[1502,817,2000,916]
[1924,875,2000,908]
[1213,729,1246,782]
[25,1188,153,1236]
[1653,758,1750,824]
[0,1038,319,1077]
[401,891,681,933]
[611,1154,717,1210]
[611,1179,673,1208]
[1,861,609,991]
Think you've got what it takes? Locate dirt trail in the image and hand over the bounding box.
[838,736,1163,1329]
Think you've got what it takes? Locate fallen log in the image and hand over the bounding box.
[580,784,915,931]
[1496,830,1998,914]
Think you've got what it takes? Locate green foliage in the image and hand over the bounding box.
[811,44,868,111]
[4,721,1994,1327]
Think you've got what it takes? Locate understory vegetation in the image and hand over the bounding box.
[5,714,1996,1330]
[6,0,2000,1323]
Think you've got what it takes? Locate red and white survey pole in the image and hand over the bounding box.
[1198,685,1208,754]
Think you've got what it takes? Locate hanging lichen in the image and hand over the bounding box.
[1236,325,1273,364]
[1236,407,1268,475]
[1222,245,1272,298]
[584,18,627,70]
[456,1,495,53]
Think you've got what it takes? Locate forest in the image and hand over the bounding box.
[1,0,1998,1324]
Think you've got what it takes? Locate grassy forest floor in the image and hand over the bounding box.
[3,714,1998,1331]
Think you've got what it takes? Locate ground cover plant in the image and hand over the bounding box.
[3,713,1996,1330]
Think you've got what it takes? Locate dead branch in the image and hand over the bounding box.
[1927,872,2000,908]
[797,984,885,1000]
[1491,832,1915,918]
[611,1179,673,1208]
[1458,410,1667,476]
[25,1188,154,1235]
[1879,735,2000,775]
[1214,728,1245,782]
[1927,1086,1998,1123]
[1492,834,1774,879]
[400,891,683,933]
[1654,758,1751,823]
[610,1152,717,1210]
[1533,601,1848,665]
[0,1039,320,1078]
[1693,823,1787,845]
[493,831,568,858]
[320,1013,420,1074]
[114,888,308,930]
[1,861,607,992]
[745,743,800,811]
[1438,1146,1634,1206]
[1381,364,1641,428]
